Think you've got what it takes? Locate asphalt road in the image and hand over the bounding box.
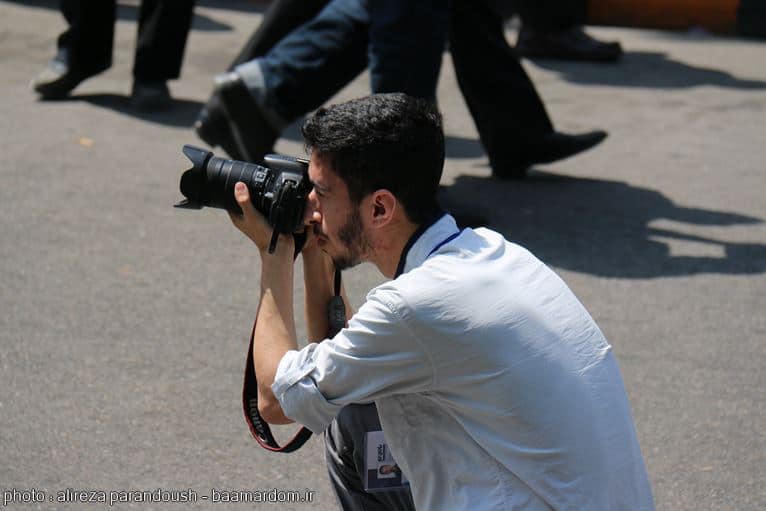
[1,1,765,509]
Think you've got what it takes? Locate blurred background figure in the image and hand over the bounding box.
[195,0,607,180]
[194,0,448,164]
[449,0,607,178]
[31,0,196,110]
[512,0,623,61]
[193,0,327,162]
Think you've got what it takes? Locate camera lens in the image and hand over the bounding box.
[178,145,273,214]
[176,145,310,243]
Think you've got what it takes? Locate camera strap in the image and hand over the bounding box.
[242,327,312,452]
[242,251,344,453]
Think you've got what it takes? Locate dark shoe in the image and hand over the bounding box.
[491,130,608,179]
[516,26,622,62]
[32,49,107,99]
[209,71,278,164]
[131,80,172,111]
[194,93,246,161]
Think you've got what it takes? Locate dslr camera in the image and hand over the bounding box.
[175,145,311,252]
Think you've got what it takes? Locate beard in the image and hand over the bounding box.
[328,206,371,270]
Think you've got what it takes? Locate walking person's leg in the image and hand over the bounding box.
[32,0,116,98]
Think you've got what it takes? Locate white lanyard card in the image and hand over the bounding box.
[363,430,410,492]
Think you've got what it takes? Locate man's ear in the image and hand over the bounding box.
[370,190,397,227]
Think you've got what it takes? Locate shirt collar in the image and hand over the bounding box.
[395,212,459,278]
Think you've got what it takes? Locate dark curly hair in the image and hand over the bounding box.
[301,93,444,224]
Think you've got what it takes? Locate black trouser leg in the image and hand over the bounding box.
[57,0,115,73]
[132,0,195,81]
[449,0,553,165]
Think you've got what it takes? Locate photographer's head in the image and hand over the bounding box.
[302,93,444,223]
[301,93,445,275]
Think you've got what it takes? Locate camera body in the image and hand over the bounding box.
[176,145,311,251]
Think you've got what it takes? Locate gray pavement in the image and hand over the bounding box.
[1,1,765,509]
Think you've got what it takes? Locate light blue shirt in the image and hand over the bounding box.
[273,214,654,510]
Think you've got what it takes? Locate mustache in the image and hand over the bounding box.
[312,224,326,238]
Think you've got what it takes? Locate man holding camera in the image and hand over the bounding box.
[229,93,654,510]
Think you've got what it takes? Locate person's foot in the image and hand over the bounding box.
[194,94,246,161]
[516,26,622,62]
[130,79,172,111]
[31,49,108,99]
[491,130,608,179]
[195,71,278,164]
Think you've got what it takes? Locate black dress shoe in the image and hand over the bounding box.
[194,94,247,161]
[516,26,623,62]
[202,72,278,164]
[491,130,608,180]
[31,49,108,99]
[130,79,172,111]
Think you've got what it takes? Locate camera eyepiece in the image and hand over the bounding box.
[176,145,310,252]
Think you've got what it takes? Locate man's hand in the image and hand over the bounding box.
[298,225,325,258]
[229,182,294,257]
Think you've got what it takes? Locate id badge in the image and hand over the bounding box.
[363,430,410,492]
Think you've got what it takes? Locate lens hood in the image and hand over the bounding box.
[175,145,214,209]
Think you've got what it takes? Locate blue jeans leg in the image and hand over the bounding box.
[367,0,449,101]
[255,0,370,122]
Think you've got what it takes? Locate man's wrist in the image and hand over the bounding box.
[302,249,335,289]
[302,244,332,268]
[257,232,295,260]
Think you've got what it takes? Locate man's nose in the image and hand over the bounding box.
[303,191,321,226]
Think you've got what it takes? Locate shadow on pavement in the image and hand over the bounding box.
[444,135,486,159]
[196,0,269,13]
[529,51,766,90]
[440,172,766,278]
[37,93,204,128]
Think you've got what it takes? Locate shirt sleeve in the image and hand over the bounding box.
[271,287,434,433]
